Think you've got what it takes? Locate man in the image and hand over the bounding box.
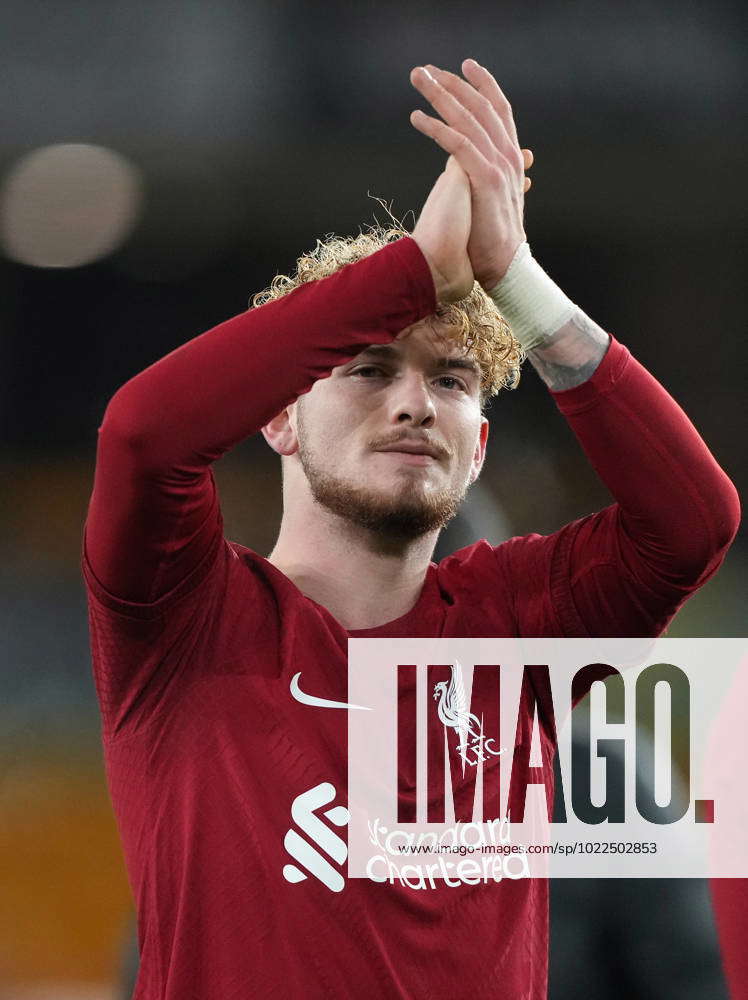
[82,60,739,999]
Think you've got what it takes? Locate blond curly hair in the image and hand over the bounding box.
[250,202,523,408]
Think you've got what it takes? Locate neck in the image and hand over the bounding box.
[268,501,439,630]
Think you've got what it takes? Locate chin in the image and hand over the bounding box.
[299,445,465,538]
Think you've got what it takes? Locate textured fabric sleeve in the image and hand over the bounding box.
[81,235,436,613]
[495,336,740,638]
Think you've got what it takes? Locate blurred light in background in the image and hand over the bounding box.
[0,143,142,268]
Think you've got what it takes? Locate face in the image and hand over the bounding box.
[267,319,489,541]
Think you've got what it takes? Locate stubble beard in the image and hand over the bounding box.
[296,419,468,542]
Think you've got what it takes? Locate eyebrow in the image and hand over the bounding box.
[354,344,481,379]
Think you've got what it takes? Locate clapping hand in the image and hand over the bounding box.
[410,60,533,292]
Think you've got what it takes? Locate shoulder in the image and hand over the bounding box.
[436,530,571,636]
[437,537,500,576]
[437,531,563,583]
[435,538,511,604]
[222,542,318,628]
[220,541,296,620]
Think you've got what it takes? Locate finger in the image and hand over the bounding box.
[522,148,534,170]
[410,108,500,182]
[523,176,532,193]
[461,59,520,149]
[410,66,494,163]
[422,63,517,167]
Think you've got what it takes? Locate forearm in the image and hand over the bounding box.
[527,310,610,390]
[491,244,739,573]
[551,338,740,582]
[84,236,436,602]
[487,242,610,390]
[101,237,434,467]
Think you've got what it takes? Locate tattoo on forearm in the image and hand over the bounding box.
[526,309,610,391]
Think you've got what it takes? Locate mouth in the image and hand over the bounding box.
[377,450,436,466]
[374,440,443,462]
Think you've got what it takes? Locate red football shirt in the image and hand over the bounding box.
[82,236,738,999]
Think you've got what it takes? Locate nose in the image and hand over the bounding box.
[386,370,436,428]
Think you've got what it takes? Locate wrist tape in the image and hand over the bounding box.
[486,242,577,352]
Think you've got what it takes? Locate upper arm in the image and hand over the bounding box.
[564,503,728,637]
[83,415,224,606]
[495,504,718,639]
[81,416,230,741]
[82,530,229,741]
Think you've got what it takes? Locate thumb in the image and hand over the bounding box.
[443,156,471,207]
[444,155,470,195]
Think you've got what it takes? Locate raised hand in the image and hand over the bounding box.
[409,59,532,292]
[411,154,474,305]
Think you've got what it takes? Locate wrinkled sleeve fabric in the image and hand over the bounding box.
[495,336,740,638]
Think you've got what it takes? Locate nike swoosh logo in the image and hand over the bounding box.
[290,672,372,711]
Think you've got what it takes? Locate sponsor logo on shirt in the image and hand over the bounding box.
[282,782,350,892]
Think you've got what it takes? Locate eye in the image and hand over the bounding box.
[352,365,386,378]
[435,374,467,391]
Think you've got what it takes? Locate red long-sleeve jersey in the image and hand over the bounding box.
[81,236,739,999]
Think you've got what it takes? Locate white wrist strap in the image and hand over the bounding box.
[486,242,577,352]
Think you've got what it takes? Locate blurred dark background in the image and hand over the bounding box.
[1,0,744,996]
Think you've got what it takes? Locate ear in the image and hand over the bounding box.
[261,402,299,457]
[468,417,489,484]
